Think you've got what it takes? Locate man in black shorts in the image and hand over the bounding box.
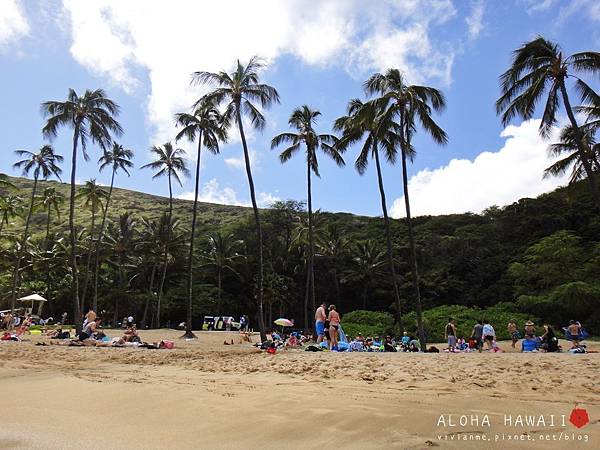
[471,319,484,353]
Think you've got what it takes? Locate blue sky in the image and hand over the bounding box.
[1,0,599,217]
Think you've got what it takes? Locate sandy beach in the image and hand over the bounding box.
[0,330,598,449]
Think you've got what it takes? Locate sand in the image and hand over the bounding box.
[0,330,598,449]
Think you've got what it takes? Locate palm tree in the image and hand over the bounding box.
[365,69,448,350]
[41,89,122,330]
[342,240,386,309]
[40,188,63,247]
[288,210,324,329]
[316,222,348,309]
[545,125,600,184]
[93,143,134,311]
[136,217,162,328]
[105,212,137,324]
[201,232,243,314]
[39,187,63,309]
[10,145,63,311]
[175,98,227,339]
[77,179,108,311]
[141,142,189,327]
[271,105,344,326]
[334,98,404,324]
[496,36,600,207]
[192,56,280,343]
[0,195,23,238]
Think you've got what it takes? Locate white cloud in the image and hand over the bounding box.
[0,0,29,51]
[390,119,569,218]
[522,0,600,23]
[465,0,485,40]
[178,178,279,208]
[224,149,260,171]
[59,0,459,145]
[520,0,557,14]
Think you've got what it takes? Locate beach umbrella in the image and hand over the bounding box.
[274,318,293,327]
[18,293,47,313]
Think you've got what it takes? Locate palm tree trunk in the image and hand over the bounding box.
[560,83,600,208]
[372,140,402,323]
[332,268,341,310]
[113,264,124,325]
[80,207,96,312]
[307,157,316,319]
[156,173,173,328]
[362,282,368,309]
[93,168,115,311]
[304,256,310,333]
[236,108,267,343]
[10,175,39,311]
[69,125,82,332]
[44,205,52,312]
[401,144,426,350]
[141,262,157,329]
[0,219,5,237]
[217,268,222,315]
[183,134,203,339]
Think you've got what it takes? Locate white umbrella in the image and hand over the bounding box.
[18,294,47,302]
[18,294,47,314]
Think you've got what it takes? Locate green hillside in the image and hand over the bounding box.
[3,176,253,235]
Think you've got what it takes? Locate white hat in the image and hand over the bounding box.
[127,316,134,322]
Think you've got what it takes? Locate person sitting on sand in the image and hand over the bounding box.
[400,332,410,347]
[521,334,538,352]
[123,323,139,343]
[327,304,340,351]
[1,312,13,330]
[15,314,33,336]
[408,339,420,352]
[79,318,101,342]
[540,324,559,352]
[482,320,495,351]
[83,309,96,328]
[507,320,519,348]
[383,336,396,352]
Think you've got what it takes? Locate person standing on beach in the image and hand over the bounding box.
[567,320,582,348]
[445,318,456,352]
[507,320,518,348]
[482,320,495,351]
[471,320,484,352]
[328,305,340,351]
[315,302,327,343]
[524,320,535,338]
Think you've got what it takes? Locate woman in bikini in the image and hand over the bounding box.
[327,305,341,351]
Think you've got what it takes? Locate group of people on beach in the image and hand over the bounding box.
[314,302,341,350]
[444,318,587,353]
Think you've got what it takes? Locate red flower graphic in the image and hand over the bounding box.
[569,408,589,429]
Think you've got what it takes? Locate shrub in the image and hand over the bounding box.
[342,310,394,338]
